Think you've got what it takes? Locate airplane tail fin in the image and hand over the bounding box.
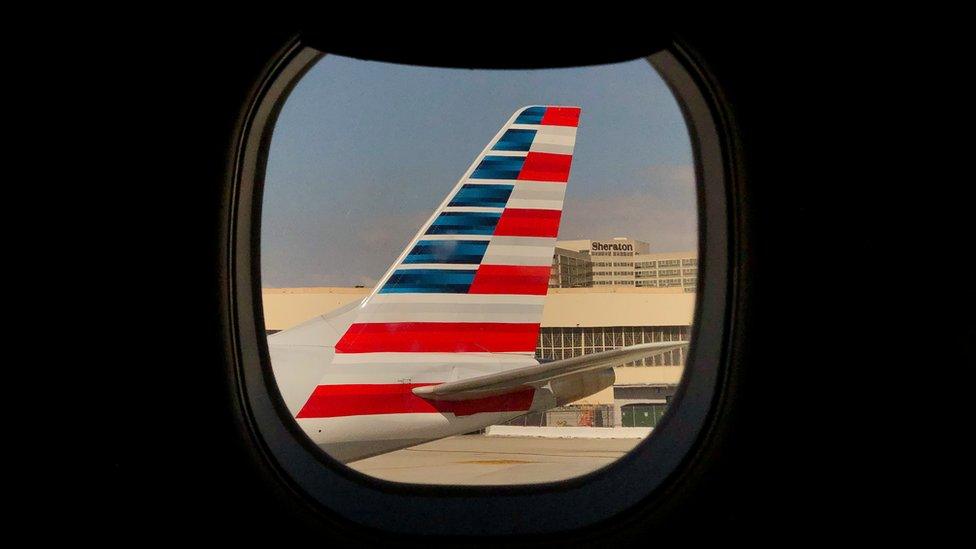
[334,105,581,355]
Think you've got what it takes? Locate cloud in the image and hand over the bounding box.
[559,164,697,252]
[263,209,430,288]
[359,210,431,251]
[638,164,695,190]
[319,209,430,286]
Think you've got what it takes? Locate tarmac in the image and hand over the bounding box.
[348,434,643,485]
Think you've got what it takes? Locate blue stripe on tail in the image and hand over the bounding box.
[448,184,514,208]
[514,106,546,125]
[471,156,525,179]
[379,269,476,294]
[493,129,536,151]
[403,240,489,264]
[425,212,501,235]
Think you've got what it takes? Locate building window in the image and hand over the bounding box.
[536,326,689,369]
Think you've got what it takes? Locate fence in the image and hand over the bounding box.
[500,404,615,428]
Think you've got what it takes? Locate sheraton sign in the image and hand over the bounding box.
[591,241,634,252]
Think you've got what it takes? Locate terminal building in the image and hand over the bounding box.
[263,282,695,430]
[551,237,698,293]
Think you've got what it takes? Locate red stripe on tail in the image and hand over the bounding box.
[335,322,540,353]
[493,208,562,237]
[469,265,551,295]
[540,106,581,127]
[296,383,536,418]
[518,152,573,182]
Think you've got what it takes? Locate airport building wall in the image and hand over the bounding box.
[262,286,694,428]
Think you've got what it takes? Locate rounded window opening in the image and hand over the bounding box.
[260,54,699,485]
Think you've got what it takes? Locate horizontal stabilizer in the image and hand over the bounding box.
[412,341,688,401]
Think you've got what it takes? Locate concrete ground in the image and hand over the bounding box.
[348,434,643,485]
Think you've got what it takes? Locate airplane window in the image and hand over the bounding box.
[259,54,699,485]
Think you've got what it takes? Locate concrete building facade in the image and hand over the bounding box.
[549,247,592,288]
[550,237,698,293]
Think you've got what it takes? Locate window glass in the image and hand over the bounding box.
[262,55,696,484]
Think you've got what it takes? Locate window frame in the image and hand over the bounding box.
[224,36,737,536]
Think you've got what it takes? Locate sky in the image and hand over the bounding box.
[262,55,696,288]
